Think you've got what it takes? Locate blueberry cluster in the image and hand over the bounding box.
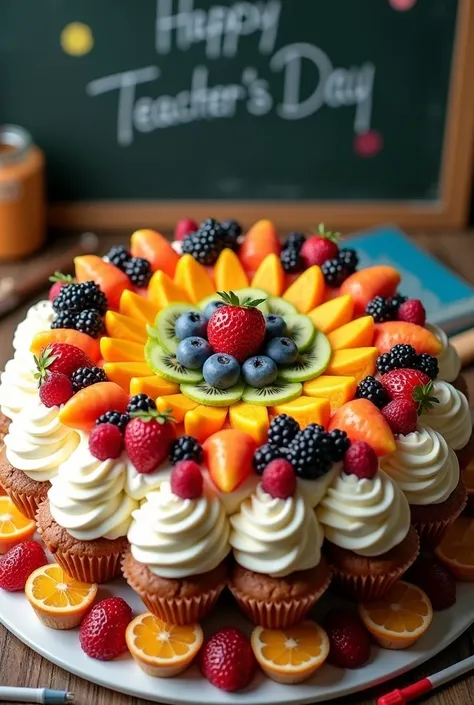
[51,281,107,338]
[366,294,408,323]
[105,246,152,287]
[280,233,306,274]
[181,218,242,265]
[376,344,439,379]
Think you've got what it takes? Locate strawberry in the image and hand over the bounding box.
[407,555,456,610]
[381,369,440,416]
[175,218,198,241]
[397,299,426,326]
[48,272,75,302]
[261,459,296,499]
[124,409,176,474]
[200,627,256,691]
[382,399,418,435]
[343,441,378,480]
[79,597,132,660]
[35,343,94,384]
[207,291,266,363]
[171,460,203,499]
[39,372,74,408]
[322,608,371,669]
[0,540,47,591]
[89,423,124,461]
[300,223,340,267]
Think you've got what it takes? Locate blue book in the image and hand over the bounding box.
[345,226,474,335]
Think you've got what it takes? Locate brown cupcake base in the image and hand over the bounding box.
[410,479,467,546]
[452,374,469,401]
[0,448,50,519]
[456,431,474,472]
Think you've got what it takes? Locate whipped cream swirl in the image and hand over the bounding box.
[298,463,342,508]
[12,300,54,352]
[427,324,462,383]
[420,381,472,450]
[125,462,171,501]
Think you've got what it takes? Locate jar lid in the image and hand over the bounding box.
[0,125,32,166]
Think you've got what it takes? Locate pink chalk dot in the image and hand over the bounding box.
[354,131,384,158]
[389,0,417,10]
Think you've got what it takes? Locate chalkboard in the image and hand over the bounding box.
[2,0,474,230]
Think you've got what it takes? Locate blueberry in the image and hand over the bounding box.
[175,311,207,340]
[264,337,298,365]
[265,314,287,339]
[203,300,226,320]
[176,337,213,369]
[242,355,278,388]
[203,353,240,389]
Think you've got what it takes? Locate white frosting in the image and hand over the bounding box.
[380,424,460,505]
[230,484,324,577]
[125,462,172,501]
[427,324,462,383]
[128,481,230,578]
[12,300,54,353]
[48,433,137,541]
[420,381,472,450]
[203,469,259,515]
[5,401,79,482]
[298,463,342,508]
[317,470,410,557]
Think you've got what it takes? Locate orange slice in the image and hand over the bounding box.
[283,266,325,313]
[251,254,285,296]
[174,254,215,303]
[308,295,354,334]
[126,612,203,677]
[435,517,474,581]
[25,563,98,630]
[0,497,36,554]
[148,271,190,308]
[214,248,249,291]
[327,316,375,350]
[358,581,433,649]
[251,621,329,684]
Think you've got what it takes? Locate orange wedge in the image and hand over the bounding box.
[435,517,474,581]
[251,621,329,684]
[358,581,433,649]
[126,612,203,677]
[0,497,36,554]
[25,564,98,630]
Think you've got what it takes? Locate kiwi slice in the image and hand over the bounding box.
[284,313,316,352]
[145,338,203,384]
[278,332,331,383]
[154,303,196,354]
[234,288,270,314]
[267,296,297,317]
[180,380,245,407]
[242,380,302,406]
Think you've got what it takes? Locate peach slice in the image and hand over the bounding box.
[148,271,190,308]
[373,321,442,356]
[105,311,147,344]
[239,220,281,272]
[229,402,269,445]
[100,338,145,363]
[30,329,101,363]
[130,375,179,397]
[329,399,396,456]
[214,249,249,291]
[119,290,160,325]
[328,316,375,350]
[303,375,357,412]
[270,396,330,429]
[203,429,256,492]
[184,405,228,444]
[326,348,378,384]
[156,394,199,423]
[59,382,129,431]
[283,266,325,313]
[308,295,354,334]
[74,255,132,311]
[251,254,285,297]
[131,229,180,277]
[340,266,401,317]
[174,254,215,303]
[103,361,152,392]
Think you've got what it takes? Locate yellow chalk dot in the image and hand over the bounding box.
[60,22,94,56]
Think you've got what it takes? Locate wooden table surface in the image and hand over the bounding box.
[0,230,473,705]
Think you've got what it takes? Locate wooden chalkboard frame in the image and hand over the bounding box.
[49,0,474,232]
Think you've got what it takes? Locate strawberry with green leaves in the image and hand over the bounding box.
[48,271,75,302]
[381,368,439,414]
[207,291,266,363]
[125,409,176,474]
[35,343,94,385]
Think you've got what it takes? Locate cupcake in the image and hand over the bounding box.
[427,324,467,396]
[38,431,138,582]
[380,424,466,544]
[317,443,419,601]
[0,400,79,518]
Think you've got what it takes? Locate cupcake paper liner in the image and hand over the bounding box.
[411,482,467,547]
[7,486,47,521]
[139,586,225,626]
[54,549,123,584]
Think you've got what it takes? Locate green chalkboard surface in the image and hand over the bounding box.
[1,0,471,222]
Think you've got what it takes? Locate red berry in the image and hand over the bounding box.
[175,218,198,241]
[381,368,431,404]
[48,273,74,302]
[89,423,123,461]
[343,441,378,480]
[36,343,94,381]
[39,372,74,408]
[0,541,47,592]
[171,460,203,499]
[124,411,176,474]
[408,555,456,610]
[323,608,371,669]
[79,597,132,661]
[207,292,266,363]
[300,235,339,267]
[382,399,418,435]
[261,459,296,499]
[397,299,426,326]
[199,627,256,692]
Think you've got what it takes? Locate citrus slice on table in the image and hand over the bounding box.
[0,496,36,554]
[250,621,329,684]
[358,581,433,650]
[435,517,474,581]
[126,612,203,677]
[25,563,98,630]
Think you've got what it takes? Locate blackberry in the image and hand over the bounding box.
[416,353,439,380]
[356,375,389,409]
[253,443,286,475]
[53,281,107,315]
[51,310,77,330]
[284,232,306,252]
[327,429,351,462]
[124,257,152,287]
[105,245,131,270]
[221,219,242,251]
[127,394,156,414]
[169,435,203,465]
[366,296,395,323]
[182,218,226,265]
[280,246,303,273]
[321,258,349,287]
[388,293,408,311]
[338,248,358,274]
[71,366,108,393]
[96,410,130,434]
[376,343,418,375]
[267,414,300,447]
[75,309,104,338]
[285,428,332,479]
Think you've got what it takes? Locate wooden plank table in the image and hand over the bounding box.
[0,231,473,705]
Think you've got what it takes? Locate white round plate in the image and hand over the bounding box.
[0,578,473,705]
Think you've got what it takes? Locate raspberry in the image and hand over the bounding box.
[199,627,256,692]
[376,343,418,375]
[322,609,371,669]
[261,459,296,499]
[169,435,203,464]
[343,441,378,480]
[39,372,73,408]
[170,460,203,499]
[127,394,156,414]
[0,541,48,592]
[174,218,198,242]
[267,414,300,447]
[366,296,396,323]
[48,272,75,302]
[356,375,389,409]
[382,399,418,435]
[79,597,132,661]
[89,423,124,461]
[408,555,456,610]
[95,410,130,434]
[252,443,286,475]
[71,366,107,393]
[397,299,426,326]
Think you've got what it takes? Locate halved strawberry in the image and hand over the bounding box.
[381,368,439,413]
